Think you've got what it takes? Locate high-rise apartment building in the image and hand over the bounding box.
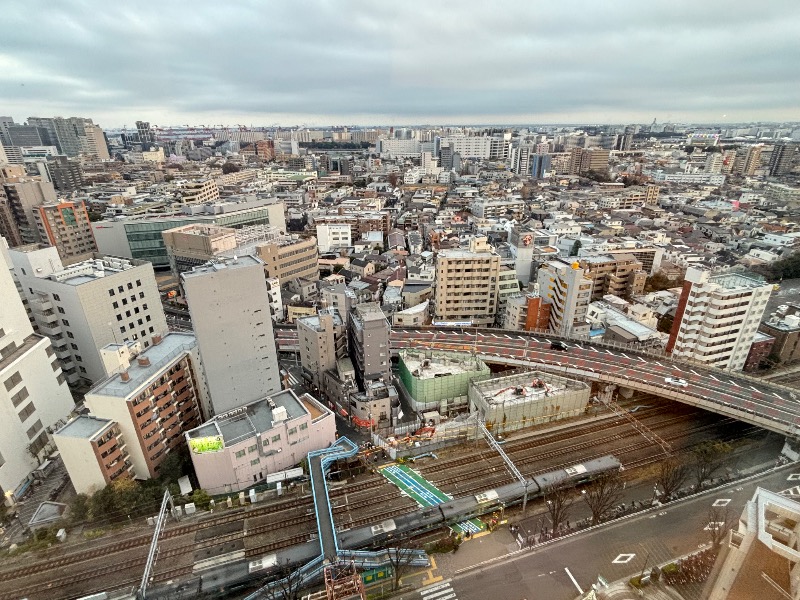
[503,293,551,332]
[0,177,58,245]
[734,144,764,177]
[666,268,772,371]
[769,144,797,176]
[176,180,219,205]
[10,247,168,385]
[296,309,347,390]
[0,237,74,503]
[135,121,154,145]
[434,237,500,326]
[33,200,98,265]
[182,255,281,416]
[348,303,391,389]
[43,156,84,193]
[84,332,203,478]
[255,235,320,284]
[537,258,593,338]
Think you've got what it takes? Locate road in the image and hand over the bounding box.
[444,463,798,600]
[385,328,800,436]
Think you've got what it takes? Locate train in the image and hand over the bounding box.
[146,455,621,598]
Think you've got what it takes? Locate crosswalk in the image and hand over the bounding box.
[420,580,457,600]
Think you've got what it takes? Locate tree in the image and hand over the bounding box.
[544,482,575,532]
[657,314,674,334]
[69,493,90,524]
[656,457,690,499]
[111,478,141,516]
[581,472,625,525]
[191,489,212,511]
[644,271,678,293]
[157,446,190,485]
[221,161,240,174]
[707,504,737,547]
[691,441,733,489]
[257,559,307,600]
[386,540,423,591]
[684,145,696,154]
[569,240,583,257]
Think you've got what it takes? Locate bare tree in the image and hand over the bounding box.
[387,539,423,591]
[692,441,733,489]
[544,482,575,532]
[255,559,307,600]
[657,456,690,499]
[581,472,625,525]
[707,504,737,548]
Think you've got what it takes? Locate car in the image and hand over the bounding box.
[665,377,688,388]
[550,341,568,351]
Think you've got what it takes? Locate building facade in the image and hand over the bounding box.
[33,200,98,265]
[10,248,168,385]
[255,236,320,284]
[667,268,772,371]
[84,332,203,479]
[580,254,647,301]
[296,309,347,391]
[537,259,593,338]
[182,255,281,416]
[0,177,58,246]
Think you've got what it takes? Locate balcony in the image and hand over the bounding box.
[38,311,60,324]
[30,297,53,313]
[39,322,63,336]
[54,346,72,360]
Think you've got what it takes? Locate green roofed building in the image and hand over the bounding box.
[398,349,490,415]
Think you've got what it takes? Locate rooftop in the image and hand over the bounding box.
[47,255,143,285]
[473,371,589,407]
[181,254,263,280]
[709,272,770,291]
[400,349,488,380]
[55,415,114,439]
[87,332,196,398]
[187,390,325,446]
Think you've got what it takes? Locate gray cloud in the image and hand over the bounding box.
[1,0,798,127]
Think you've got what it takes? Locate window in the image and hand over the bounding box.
[127,282,133,290]
[109,289,115,297]
[67,331,74,338]
[299,423,308,431]
[126,310,131,318]
[271,434,281,442]
[143,303,148,310]
[52,293,60,301]
[134,307,140,314]
[130,295,136,302]
[122,298,128,306]
[18,402,36,422]
[10,387,29,407]
[57,306,65,314]
[71,343,78,350]
[138,319,143,326]
[26,419,43,440]
[146,315,151,322]
[117,314,123,321]
[120,326,126,333]
[250,458,260,466]
[75,356,82,362]
[4,371,22,391]
[61,319,70,326]
[113,301,119,309]
[248,445,258,453]
[149,326,154,333]
[118,286,124,293]
[235,449,246,459]
[136,279,141,287]
[288,427,297,435]
[139,292,145,299]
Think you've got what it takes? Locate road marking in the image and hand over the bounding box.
[729,380,740,387]
[780,486,800,497]
[424,591,455,600]
[788,474,800,481]
[612,554,636,564]
[606,350,615,355]
[673,365,683,372]
[713,499,731,507]
[750,386,760,392]
[420,580,452,595]
[531,338,539,343]
[690,369,700,376]
[590,347,599,352]
[637,356,647,362]
[565,567,583,594]
[620,353,629,359]
[774,393,785,400]
[709,374,719,381]
[654,361,663,366]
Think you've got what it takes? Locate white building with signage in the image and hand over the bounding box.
[185,389,336,494]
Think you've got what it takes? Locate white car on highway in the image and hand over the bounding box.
[665,377,688,388]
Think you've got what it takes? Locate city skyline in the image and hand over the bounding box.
[2,0,799,128]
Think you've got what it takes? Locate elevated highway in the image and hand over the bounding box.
[389,328,800,438]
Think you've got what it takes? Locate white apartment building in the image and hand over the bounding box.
[1,239,74,503]
[182,255,281,416]
[537,259,593,338]
[651,171,726,185]
[470,197,525,219]
[316,224,352,253]
[185,389,336,494]
[10,247,168,385]
[667,268,772,371]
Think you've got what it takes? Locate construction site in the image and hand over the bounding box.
[468,370,591,434]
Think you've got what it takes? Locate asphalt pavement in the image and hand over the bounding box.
[406,460,799,600]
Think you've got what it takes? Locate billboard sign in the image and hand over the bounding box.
[189,435,224,454]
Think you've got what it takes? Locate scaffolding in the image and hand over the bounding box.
[324,563,366,600]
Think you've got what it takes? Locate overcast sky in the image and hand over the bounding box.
[2,1,798,128]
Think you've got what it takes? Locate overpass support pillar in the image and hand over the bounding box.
[617,387,635,400]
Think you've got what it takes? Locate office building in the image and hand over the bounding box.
[53,416,132,494]
[0,238,74,503]
[434,237,500,327]
[580,254,647,301]
[537,258,592,338]
[92,196,286,268]
[182,255,281,416]
[4,125,51,147]
[509,227,559,286]
[0,177,58,245]
[666,268,772,371]
[10,247,168,385]
[186,389,336,494]
[296,309,347,390]
[33,200,98,265]
[84,332,203,479]
[255,235,319,284]
[43,156,84,193]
